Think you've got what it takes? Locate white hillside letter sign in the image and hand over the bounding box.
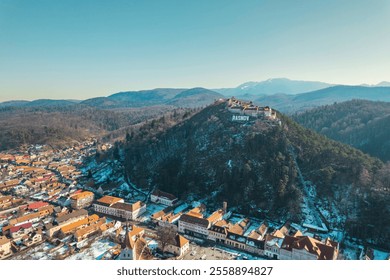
[232,115,249,121]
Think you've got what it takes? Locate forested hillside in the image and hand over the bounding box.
[292,100,390,162]
[124,101,390,245]
[0,105,174,150]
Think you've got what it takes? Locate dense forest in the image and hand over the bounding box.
[124,101,390,244]
[0,104,174,150]
[125,102,301,218]
[282,114,390,244]
[292,100,390,162]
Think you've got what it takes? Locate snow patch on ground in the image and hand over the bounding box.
[146,238,158,250]
[138,203,166,222]
[228,214,245,225]
[373,249,389,260]
[173,203,189,214]
[13,242,56,260]
[66,238,117,260]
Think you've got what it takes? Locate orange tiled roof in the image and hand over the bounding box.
[60,214,99,233]
[248,231,261,240]
[74,218,105,239]
[161,212,181,223]
[131,201,144,211]
[214,220,229,227]
[206,209,223,223]
[176,235,189,247]
[151,210,166,220]
[0,195,13,204]
[129,225,144,237]
[70,191,94,200]
[96,196,123,206]
[228,224,245,235]
[271,229,285,238]
[10,205,54,225]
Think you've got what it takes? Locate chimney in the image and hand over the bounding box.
[223,201,227,213]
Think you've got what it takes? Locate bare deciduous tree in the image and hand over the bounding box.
[156,226,176,253]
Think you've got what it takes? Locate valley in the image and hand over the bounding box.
[1,85,390,261]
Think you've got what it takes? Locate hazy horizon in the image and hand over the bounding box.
[1,0,389,102]
[0,77,389,103]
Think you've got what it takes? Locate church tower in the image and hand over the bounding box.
[118,221,135,260]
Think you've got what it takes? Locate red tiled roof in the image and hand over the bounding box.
[10,222,33,233]
[27,201,49,210]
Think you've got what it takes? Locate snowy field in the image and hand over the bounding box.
[66,238,118,260]
[12,242,55,260]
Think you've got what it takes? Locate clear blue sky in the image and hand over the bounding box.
[0,0,389,101]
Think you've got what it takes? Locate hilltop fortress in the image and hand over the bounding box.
[226,97,279,123]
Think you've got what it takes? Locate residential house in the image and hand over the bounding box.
[21,230,43,247]
[93,196,146,220]
[0,179,20,191]
[159,234,189,257]
[264,234,284,259]
[0,154,15,162]
[178,212,210,239]
[222,218,265,256]
[70,191,94,209]
[20,201,49,212]
[9,205,54,226]
[0,195,13,209]
[245,236,265,256]
[158,212,182,230]
[151,206,174,221]
[73,217,106,242]
[0,236,12,260]
[279,236,339,260]
[46,209,88,237]
[208,220,230,243]
[56,209,88,226]
[150,190,178,206]
[10,222,33,240]
[59,214,99,237]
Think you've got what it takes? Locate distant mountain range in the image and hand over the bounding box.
[214,78,334,96]
[371,81,390,87]
[94,87,224,108]
[0,99,81,108]
[1,79,390,113]
[214,78,390,97]
[255,85,390,114]
[0,88,224,109]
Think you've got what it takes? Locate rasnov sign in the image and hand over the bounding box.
[232,115,249,121]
